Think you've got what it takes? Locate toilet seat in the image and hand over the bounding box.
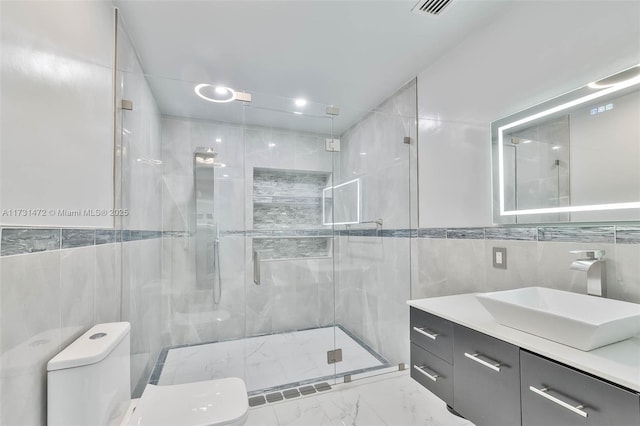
[127,378,248,426]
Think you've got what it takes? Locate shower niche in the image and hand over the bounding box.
[252,167,332,260]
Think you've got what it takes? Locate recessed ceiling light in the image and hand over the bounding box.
[295,98,307,107]
[552,146,561,150]
[268,143,276,147]
[195,84,236,103]
[215,138,222,143]
[360,152,367,156]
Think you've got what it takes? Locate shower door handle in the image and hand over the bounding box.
[253,250,261,285]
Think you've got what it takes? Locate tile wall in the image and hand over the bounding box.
[160,115,336,348]
[0,3,124,425]
[334,80,418,366]
[413,225,640,304]
[116,17,165,398]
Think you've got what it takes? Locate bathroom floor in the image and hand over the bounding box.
[153,326,389,393]
[245,371,476,426]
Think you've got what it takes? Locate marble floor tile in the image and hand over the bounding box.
[245,372,475,426]
[157,326,387,393]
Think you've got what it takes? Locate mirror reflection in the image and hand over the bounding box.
[493,64,640,223]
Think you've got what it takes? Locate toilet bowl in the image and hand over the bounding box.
[126,378,249,426]
[47,322,248,426]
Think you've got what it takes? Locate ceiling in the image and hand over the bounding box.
[115,0,513,133]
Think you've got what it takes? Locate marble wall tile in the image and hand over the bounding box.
[446,227,485,240]
[611,244,640,303]
[484,226,537,241]
[484,240,539,292]
[95,229,117,245]
[536,241,617,295]
[94,242,121,323]
[61,229,95,249]
[0,251,63,426]
[122,239,164,398]
[538,226,615,243]
[294,133,333,172]
[253,237,330,259]
[417,228,447,238]
[413,238,449,299]
[444,239,487,294]
[60,246,96,343]
[1,228,61,256]
[616,226,640,244]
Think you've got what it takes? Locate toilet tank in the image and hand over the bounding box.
[47,322,131,426]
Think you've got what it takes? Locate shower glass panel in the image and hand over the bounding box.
[132,71,416,397]
[241,100,340,393]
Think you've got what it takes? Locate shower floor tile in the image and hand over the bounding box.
[155,326,388,393]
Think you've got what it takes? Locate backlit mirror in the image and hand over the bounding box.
[492,64,640,223]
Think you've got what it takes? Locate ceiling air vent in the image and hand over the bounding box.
[411,0,453,16]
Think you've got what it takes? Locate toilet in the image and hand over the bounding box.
[47,322,248,426]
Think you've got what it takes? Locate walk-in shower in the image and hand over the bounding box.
[124,70,417,400]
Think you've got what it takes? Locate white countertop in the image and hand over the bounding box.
[408,293,640,393]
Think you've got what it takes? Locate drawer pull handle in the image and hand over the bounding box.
[529,386,588,418]
[413,364,439,382]
[413,326,439,340]
[464,352,502,372]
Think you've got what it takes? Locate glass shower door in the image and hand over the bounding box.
[241,100,339,394]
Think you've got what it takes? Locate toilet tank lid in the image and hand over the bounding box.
[47,322,130,371]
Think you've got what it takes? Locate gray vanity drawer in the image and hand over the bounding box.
[410,307,453,363]
[410,342,453,406]
[453,324,521,426]
[521,350,640,426]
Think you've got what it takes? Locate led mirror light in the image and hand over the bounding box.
[497,65,640,217]
[194,84,236,103]
[322,178,361,226]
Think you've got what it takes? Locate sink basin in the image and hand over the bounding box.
[476,287,640,351]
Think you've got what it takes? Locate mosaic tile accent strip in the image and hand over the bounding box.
[122,230,162,242]
[3,223,640,257]
[161,230,190,238]
[446,228,485,240]
[253,203,323,230]
[96,229,119,245]
[1,228,61,256]
[417,228,446,239]
[253,237,330,259]
[351,229,380,237]
[1,227,163,256]
[253,168,330,230]
[485,227,538,241]
[615,226,640,244]
[538,226,615,243]
[253,168,330,198]
[61,229,95,249]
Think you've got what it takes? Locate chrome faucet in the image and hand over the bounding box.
[569,250,606,297]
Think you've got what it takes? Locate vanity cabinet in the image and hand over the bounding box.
[453,325,521,426]
[520,350,640,426]
[409,306,640,426]
[409,308,454,406]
